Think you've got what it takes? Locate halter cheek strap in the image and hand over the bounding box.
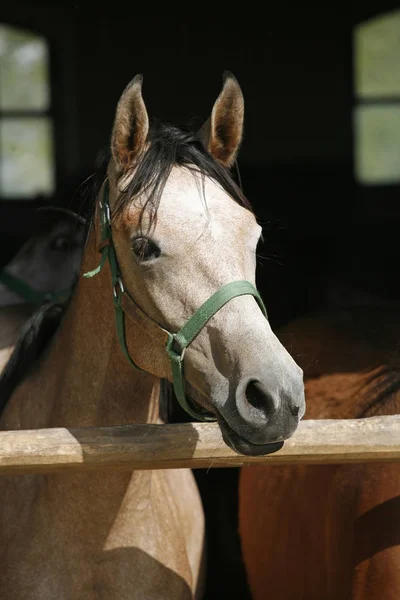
[0,269,72,306]
[83,180,268,422]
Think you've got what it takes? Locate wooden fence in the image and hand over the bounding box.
[1,414,400,474]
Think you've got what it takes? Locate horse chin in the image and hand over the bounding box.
[216,413,284,457]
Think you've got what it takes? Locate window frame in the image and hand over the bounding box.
[0,23,56,200]
[0,10,78,266]
[352,9,400,189]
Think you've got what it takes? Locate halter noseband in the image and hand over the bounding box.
[83,180,268,422]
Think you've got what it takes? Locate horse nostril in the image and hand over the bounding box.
[245,379,277,415]
[291,404,300,417]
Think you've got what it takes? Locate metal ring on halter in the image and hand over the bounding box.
[113,277,125,298]
[105,204,111,223]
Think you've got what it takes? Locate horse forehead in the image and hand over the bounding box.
[123,167,256,240]
[36,220,74,242]
[158,169,254,231]
[48,221,73,235]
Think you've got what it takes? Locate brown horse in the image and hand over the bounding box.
[0,210,85,372]
[239,280,400,600]
[0,73,304,599]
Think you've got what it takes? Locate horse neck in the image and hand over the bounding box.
[283,309,400,421]
[3,223,161,431]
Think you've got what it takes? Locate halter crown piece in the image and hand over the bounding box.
[84,180,268,422]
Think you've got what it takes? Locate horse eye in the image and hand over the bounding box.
[49,235,71,251]
[132,237,161,262]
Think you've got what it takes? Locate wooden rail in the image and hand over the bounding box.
[1,415,400,474]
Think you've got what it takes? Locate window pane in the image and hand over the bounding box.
[0,24,50,110]
[354,10,400,98]
[0,117,55,197]
[354,104,400,184]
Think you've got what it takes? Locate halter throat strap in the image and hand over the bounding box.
[84,180,268,422]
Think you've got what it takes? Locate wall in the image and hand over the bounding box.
[73,8,351,169]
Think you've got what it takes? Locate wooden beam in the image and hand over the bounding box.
[1,415,400,474]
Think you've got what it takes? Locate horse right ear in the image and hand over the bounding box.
[111,74,149,172]
[197,71,244,168]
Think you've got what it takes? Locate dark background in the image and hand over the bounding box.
[1,3,399,598]
[2,1,400,328]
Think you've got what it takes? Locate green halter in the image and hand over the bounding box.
[84,180,268,422]
[0,269,72,306]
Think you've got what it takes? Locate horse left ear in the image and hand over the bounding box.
[111,74,149,172]
[197,71,244,168]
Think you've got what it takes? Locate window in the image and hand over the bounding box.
[0,24,54,198]
[353,10,400,185]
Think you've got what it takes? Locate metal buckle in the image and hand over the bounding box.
[172,335,186,361]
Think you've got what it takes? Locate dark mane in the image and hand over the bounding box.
[0,302,66,414]
[113,121,251,232]
[359,364,400,418]
[0,120,249,418]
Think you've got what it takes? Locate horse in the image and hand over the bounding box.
[0,72,305,599]
[0,209,85,372]
[239,277,400,600]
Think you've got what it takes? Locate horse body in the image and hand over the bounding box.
[239,296,400,599]
[0,73,304,599]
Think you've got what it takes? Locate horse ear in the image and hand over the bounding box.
[197,71,244,168]
[111,74,149,172]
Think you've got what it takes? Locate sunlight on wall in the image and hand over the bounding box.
[353,10,400,185]
[0,24,54,198]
